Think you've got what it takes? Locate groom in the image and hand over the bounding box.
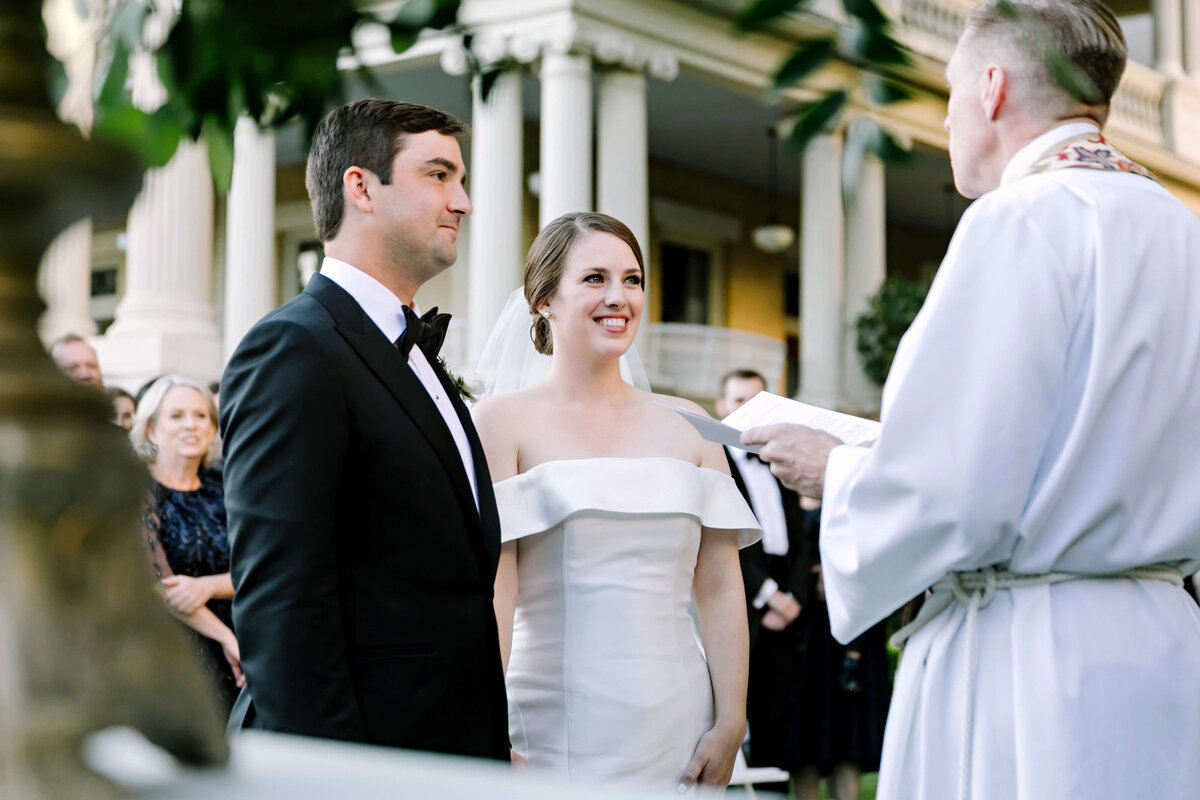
[220,99,509,759]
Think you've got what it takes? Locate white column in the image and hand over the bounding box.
[597,68,648,256]
[97,34,222,387]
[108,141,218,339]
[1186,0,1200,81]
[37,219,96,342]
[841,153,886,415]
[1154,0,1185,77]
[799,133,845,408]
[466,69,525,366]
[223,116,277,362]
[539,51,593,227]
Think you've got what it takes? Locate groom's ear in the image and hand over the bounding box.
[342,166,373,214]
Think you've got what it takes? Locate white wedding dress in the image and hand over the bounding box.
[494,457,761,787]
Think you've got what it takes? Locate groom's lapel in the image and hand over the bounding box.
[436,364,501,565]
[306,276,481,531]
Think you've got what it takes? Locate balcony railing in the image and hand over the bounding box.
[640,323,787,402]
[895,0,1187,161]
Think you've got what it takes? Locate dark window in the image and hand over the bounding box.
[659,242,711,324]
[91,266,118,297]
[786,335,800,398]
[295,241,325,295]
[784,271,799,318]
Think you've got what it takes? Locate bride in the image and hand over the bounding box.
[472,212,762,792]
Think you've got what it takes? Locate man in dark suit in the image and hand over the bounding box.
[219,99,508,760]
[717,369,813,776]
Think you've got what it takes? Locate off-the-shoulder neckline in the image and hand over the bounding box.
[493,456,729,488]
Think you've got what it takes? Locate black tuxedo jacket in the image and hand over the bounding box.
[726,448,814,651]
[220,274,508,759]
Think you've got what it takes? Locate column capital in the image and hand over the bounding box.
[444,24,678,82]
[590,32,678,81]
[440,32,541,76]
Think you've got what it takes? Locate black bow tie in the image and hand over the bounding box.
[745,451,764,464]
[395,305,450,362]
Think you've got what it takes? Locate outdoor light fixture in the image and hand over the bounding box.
[751,126,795,255]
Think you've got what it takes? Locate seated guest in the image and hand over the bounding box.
[131,375,242,711]
[49,333,102,388]
[105,386,135,430]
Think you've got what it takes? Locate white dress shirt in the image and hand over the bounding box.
[731,448,790,607]
[320,257,478,507]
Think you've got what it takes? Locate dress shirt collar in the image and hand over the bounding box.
[1001,121,1101,188]
[319,256,418,344]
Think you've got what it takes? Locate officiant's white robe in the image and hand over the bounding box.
[821,122,1200,799]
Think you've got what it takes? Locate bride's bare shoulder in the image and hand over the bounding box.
[647,392,708,416]
[638,391,730,472]
[472,387,549,431]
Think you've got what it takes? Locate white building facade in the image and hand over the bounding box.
[40,0,1200,413]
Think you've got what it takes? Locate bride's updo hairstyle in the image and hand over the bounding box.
[524,212,645,356]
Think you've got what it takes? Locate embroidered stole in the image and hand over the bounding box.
[1028,132,1160,184]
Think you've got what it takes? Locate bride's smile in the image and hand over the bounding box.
[539,230,644,357]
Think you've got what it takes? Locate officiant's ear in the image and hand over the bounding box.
[981,63,1008,121]
[342,165,374,214]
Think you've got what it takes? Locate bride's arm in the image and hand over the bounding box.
[472,397,521,675]
[686,527,749,789]
[680,441,749,790]
[494,542,517,673]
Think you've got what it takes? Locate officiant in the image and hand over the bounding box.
[741,1,1200,798]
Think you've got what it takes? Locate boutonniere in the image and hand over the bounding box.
[438,358,482,404]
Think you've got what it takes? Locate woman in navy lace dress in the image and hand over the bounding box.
[133,375,243,711]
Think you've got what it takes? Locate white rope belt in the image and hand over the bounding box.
[889,563,1185,800]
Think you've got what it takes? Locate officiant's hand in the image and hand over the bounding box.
[740,424,842,498]
[678,722,742,792]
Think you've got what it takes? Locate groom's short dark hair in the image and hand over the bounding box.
[306,99,467,242]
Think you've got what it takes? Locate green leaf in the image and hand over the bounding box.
[773,38,836,89]
[855,277,930,385]
[45,55,70,111]
[203,117,235,195]
[847,26,910,67]
[869,125,914,164]
[863,73,913,105]
[786,90,846,152]
[1048,51,1103,105]
[93,105,182,168]
[995,0,1020,21]
[97,41,130,109]
[391,28,419,54]
[108,0,149,50]
[841,0,887,27]
[735,0,808,32]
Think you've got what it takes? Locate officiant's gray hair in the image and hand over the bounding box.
[525,212,645,356]
[961,0,1126,123]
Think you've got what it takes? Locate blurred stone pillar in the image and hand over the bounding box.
[37,0,97,344]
